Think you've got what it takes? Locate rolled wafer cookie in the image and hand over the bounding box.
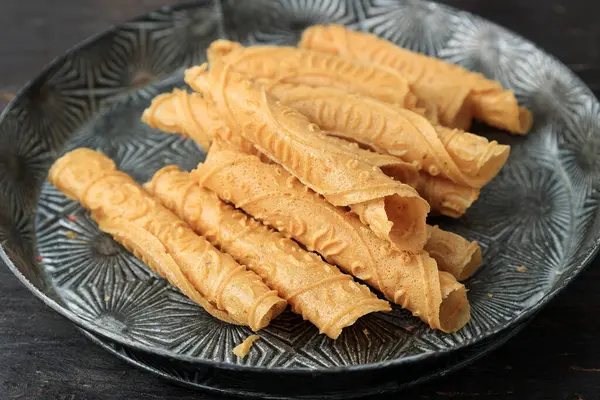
[424,225,483,281]
[299,24,533,134]
[411,173,480,218]
[192,145,470,332]
[146,166,390,339]
[319,135,480,218]
[262,81,510,189]
[141,89,256,154]
[205,39,417,108]
[185,63,430,253]
[141,91,479,276]
[142,89,478,217]
[48,148,286,331]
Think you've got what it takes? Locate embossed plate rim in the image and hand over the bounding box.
[1,0,600,374]
[77,318,531,398]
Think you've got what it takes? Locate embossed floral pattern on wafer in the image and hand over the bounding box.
[146,166,390,339]
[48,148,286,331]
[299,24,532,134]
[185,63,430,252]
[193,145,470,333]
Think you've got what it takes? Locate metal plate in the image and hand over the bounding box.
[79,319,529,399]
[1,0,599,375]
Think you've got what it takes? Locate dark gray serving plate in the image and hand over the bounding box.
[79,318,529,399]
[1,0,600,394]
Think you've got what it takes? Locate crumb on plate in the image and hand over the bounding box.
[233,335,260,359]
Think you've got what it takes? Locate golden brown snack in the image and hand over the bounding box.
[48,148,286,331]
[193,145,470,332]
[308,135,480,218]
[141,88,255,154]
[186,63,430,252]
[424,225,483,281]
[262,82,510,188]
[412,174,480,218]
[299,24,533,134]
[205,39,417,108]
[233,335,260,358]
[146,166,390,339]
[141,90,478,217]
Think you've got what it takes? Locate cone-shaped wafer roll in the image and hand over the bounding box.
[141,89,256,154]
[262,81,510,188]
[299,24,533,134]
[425,225,483,281]
[48,148,286,331]
[193,145,470,332]
[412,173,480,218]
[205,39,417,108]
[146,166,390,339]
[322,135,480,218]
[186,63,430,252]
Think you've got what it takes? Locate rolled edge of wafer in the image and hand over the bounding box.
[146,165,391,339]
[425,225,482,281]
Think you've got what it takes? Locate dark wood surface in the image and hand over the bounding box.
[1,1,599,399]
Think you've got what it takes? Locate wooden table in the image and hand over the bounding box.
[1,1,599,399]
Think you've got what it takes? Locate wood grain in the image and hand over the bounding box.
[1,0,599,399]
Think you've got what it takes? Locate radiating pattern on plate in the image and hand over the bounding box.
[0,109,51,212]
[559,100,600,195]
[464,157,572,248]
[440,14,535,85]
[361,0,454,55]
[36,206,153,288]
[61,280,174,346]
[0,0,592,371]
[75,2,220,110]
[221,0,359,45]
[511,50,591,127]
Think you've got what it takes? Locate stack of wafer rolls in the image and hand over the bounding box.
[142,96,481,284]
[192,143,471,333]
[142,89,480,218]
[48,148,287,331]
[299,24,533,134]
[141,92,483,280]
[184,63,430,253]
[260,81,510,189]
[146,165,391,339]
[206,39,418,109]
[132,24,538,335]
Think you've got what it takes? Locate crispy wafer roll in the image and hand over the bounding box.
[48,148,286,331]
[412,173,480,218]
[146,166,390,339]
[185,63,430,252]
[205,39,417,108]
[299,24,533,134]
[262,82,510,188]
[141,89,255,154]
[193,145,470,332]
[320,135,479,217]
[425,225,482,281]
[142,89,478,217]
